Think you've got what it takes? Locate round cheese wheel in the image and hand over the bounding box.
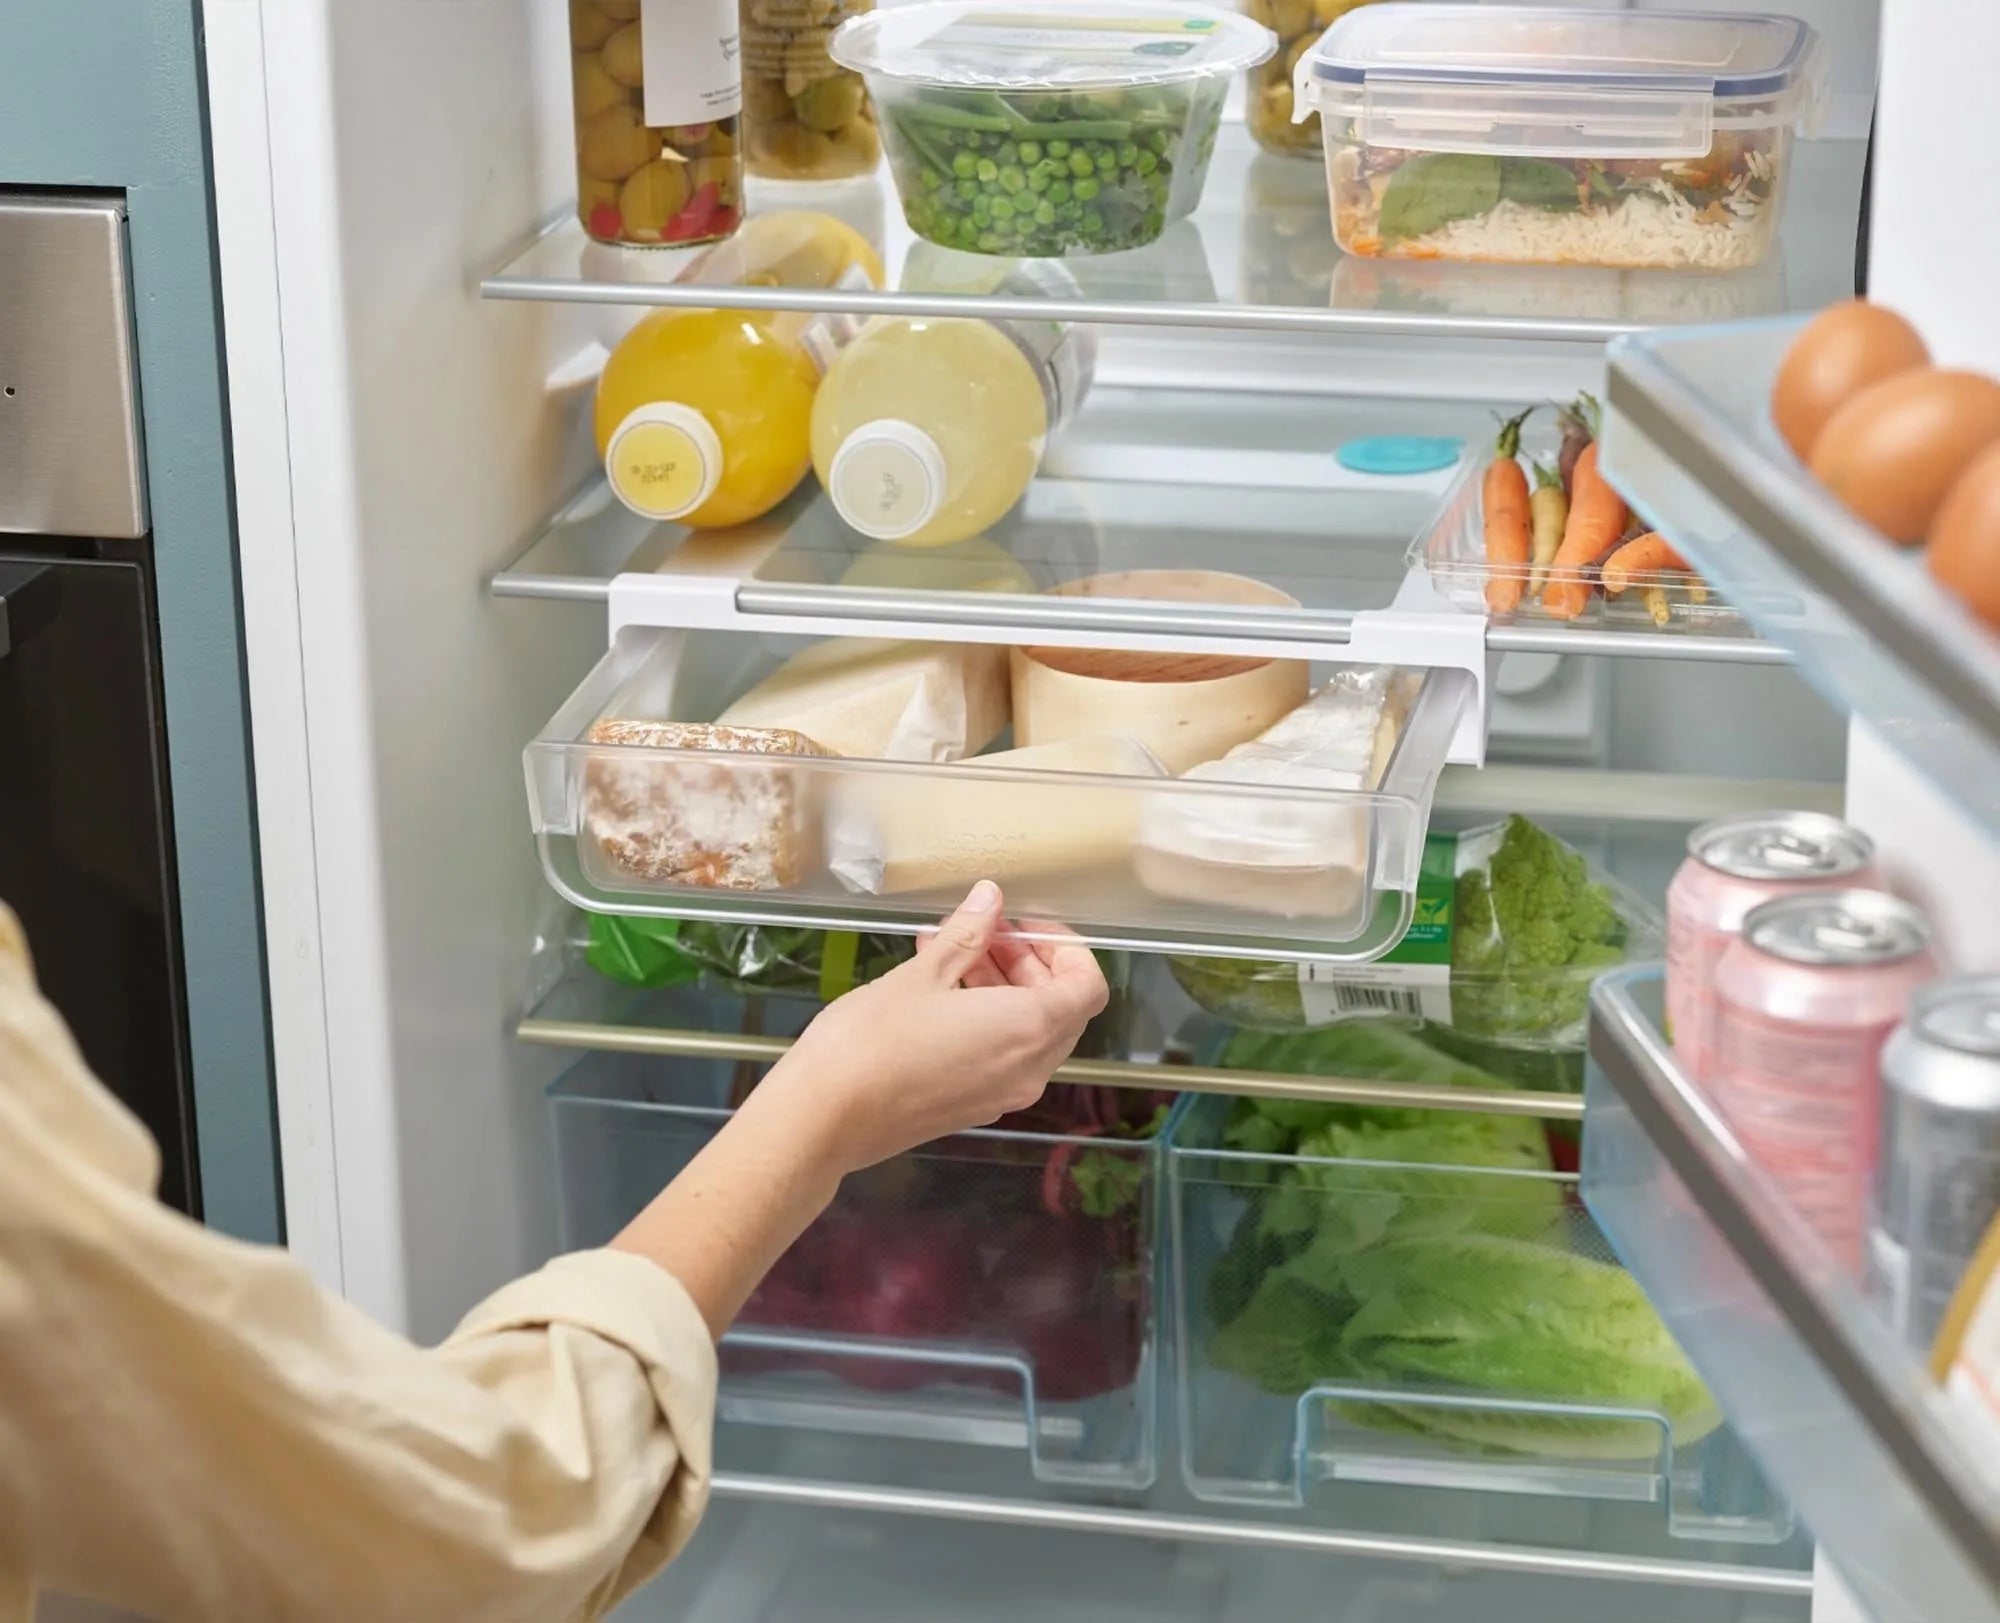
[1013,571,1310,774]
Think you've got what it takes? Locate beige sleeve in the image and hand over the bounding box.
[0,907,717,1623]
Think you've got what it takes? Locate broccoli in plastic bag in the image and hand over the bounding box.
[586,915,914,1001]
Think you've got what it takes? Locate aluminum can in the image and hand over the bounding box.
[1666,812,1878,1081]
[1869,976,2000,1352]
[1712,889,1938,1272]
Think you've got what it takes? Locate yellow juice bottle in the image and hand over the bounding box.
[595,307,828,529]
[810,312,1092,548]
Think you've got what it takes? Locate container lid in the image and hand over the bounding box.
[1690,810,1874,883]
[827,420,949,541]
[1742,889,1933,969]
[604,403,724,522]
[1297,5,1824,157]
[832,0,1274,91]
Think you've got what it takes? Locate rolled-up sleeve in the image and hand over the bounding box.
[0,905,717,1623]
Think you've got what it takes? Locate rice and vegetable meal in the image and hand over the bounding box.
[1326,135,1786,270]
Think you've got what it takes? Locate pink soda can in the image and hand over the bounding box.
[1666,811,1878,1082]
[1712,888,1939,1274]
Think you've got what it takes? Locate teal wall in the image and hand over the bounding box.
[0,1,280,1241]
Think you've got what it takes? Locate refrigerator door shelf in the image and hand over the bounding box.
[524,628,1471,965]
[1582,968,2000,1623]
[551,1051,1168,1491]
[1603,318,2000,842]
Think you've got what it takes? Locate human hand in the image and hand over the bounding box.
[753,881,1109,1178]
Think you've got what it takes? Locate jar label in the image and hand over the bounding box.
[641,0,743,128]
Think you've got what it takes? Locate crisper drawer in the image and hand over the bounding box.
[525,628,1470,962]
[1168,1093,1793,1545]
[550,1050,1173,1490]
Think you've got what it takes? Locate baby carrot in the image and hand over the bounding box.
[1600,531,1691,595]
[1526,460,1569,598]
[1541,441,1629,620]
[1482,408,1536,615]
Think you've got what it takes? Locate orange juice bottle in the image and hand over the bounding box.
[596,307,829,529]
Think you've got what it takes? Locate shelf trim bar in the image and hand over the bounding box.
[1486,623,1788,665]
[514,1019,1585,1120]
[479,271,1628,344]
[707,1472,1812,1595]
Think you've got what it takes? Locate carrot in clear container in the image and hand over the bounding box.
[1540,440,1629,620]
[1481,408,1536,614]
[1526,459,1568,598]
[1600,531,1691,595]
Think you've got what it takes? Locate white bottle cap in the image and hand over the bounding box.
[604,402,724,522]
[827,419,947,542]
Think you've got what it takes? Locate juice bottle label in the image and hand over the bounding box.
[642,0,743,127]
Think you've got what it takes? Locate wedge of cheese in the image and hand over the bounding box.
[1135,669,1422,920]
[827,734,1165,895]
[718,638,1009,764]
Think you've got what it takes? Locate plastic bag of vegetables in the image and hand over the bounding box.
[587,915,915,1000]
[1171,817,1660,1065]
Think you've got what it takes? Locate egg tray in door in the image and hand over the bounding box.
[550,1050,1177,1490]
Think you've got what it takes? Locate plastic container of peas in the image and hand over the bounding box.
[831,0,1274,258]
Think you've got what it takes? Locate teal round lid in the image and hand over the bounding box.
[1337,436,1464,476]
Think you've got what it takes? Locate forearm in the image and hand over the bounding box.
[609,1061,842,1339]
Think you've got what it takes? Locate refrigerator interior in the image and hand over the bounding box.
[194,0,1960,1617]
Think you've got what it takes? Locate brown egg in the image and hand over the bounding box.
[1929,442,2000,628]
[1810,369,2000,545]
[1771,300,1931,460]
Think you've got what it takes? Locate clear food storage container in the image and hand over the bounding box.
[1168,1093,1794,1541]
[568,0,745,247]
[1295,5,1825,271]
[525,627,1470,962]
[552,1050,1175,1488]
[1241,0,1382,158]
[740,0,882,181]
[831,0,1274,257]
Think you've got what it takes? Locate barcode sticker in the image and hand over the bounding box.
[1298,961,1452,1027]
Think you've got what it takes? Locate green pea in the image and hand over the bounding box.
[1018,140,1042,165]
[952,151,977,179]
[997,140,1019,164]
[1082,209,1105,235]
[990,196,1013,220]
[1047,180,1070,205]
[956,178,978,199]
[1134,149,1157,176]
[1000,165,1025,193]
[1046,138,1070,158]
[975,158,998,182]
[1149,129,1171,156]
[1067,150,1093,177]
[1073,174,1100,202]
[1026,167,1050,193]
[1095,150,1116,173]
[1117,142,1139,167]
[978,230,1003,251]
[1034,199,1056,225]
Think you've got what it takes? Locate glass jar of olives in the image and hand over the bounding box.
[740,0,881,182]
[1242,0,1379,158]
[568,0,745,246]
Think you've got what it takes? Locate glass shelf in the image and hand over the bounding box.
[485,128,1865,341]
[1603,320,2000,839]
[493,384,1783,670]
[1583,969,2000,1623]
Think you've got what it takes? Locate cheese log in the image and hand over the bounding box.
[717,638,1009,763]
[1012,645,1309,774]
[1135,670,1422,919]
[827,734,1165,895]
[582,719,829,891]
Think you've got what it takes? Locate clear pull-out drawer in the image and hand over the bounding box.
[524,628,1470,962]
[551,1050,1169,1490]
